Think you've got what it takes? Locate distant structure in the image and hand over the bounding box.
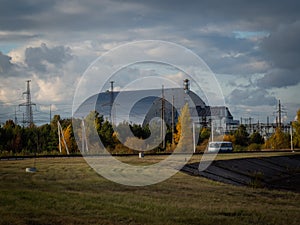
[19,80,36,127]
[75,84,239,134]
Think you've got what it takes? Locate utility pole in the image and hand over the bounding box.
[22,112,25,127]
[290,122,294,152]
[274,99,287,129]
[14,106,18,125]
[171,95,175,145]
[211,121,214,142]
[161,85,165,149]
[278,100,282,128]
[19,80,36,127]
[49,104,52,124]
[267,116,269,136]
[110,81,114,124]
[249,117,253,134]
[81,118,88,153]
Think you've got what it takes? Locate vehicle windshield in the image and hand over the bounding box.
[221,143,232,147]
[209,143,221,148]
[209,142,232,148]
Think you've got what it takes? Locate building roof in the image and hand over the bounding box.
[74,88,238,126]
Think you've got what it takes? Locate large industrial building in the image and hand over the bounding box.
[75,87,239,134]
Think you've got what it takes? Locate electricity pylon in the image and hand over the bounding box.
[19,80,36,127]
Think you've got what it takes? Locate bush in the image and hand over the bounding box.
[165,143,176,153]
[112,143,131,154]
[247,143,262,151]
[233,145,247,152]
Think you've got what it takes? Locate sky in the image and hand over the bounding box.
[0,0,299,125]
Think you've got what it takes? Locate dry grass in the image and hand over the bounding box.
[0,154,299,225]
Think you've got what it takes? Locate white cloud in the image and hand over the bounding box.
[34,75,72,103]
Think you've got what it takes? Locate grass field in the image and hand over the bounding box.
[0,152,300,225]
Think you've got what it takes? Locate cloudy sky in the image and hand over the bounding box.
[0,0,299,125]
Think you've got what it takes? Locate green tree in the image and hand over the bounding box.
[24,125,37,153]
[249,131,264,145]
[38,124,52,152]
[99,120,115,149]
[84,111,101,144]
[130,124,150,140]
[198,127,210,143]
[48,115,61,152]
[234,125,249,146]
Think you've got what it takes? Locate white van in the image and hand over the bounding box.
[208,141,233,153]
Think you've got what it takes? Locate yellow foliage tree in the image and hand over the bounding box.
[223,134,236,144]
[60,124,72,154]
[174,103,193,152]
[174,119,181,145]
[292,109,300,148]
[264,127,290,149]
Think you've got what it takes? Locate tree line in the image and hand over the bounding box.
[223,109,300,151]
[1,108,299,156]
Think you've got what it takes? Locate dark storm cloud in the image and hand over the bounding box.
[227,88,277,106]
[0,0,146,32]
[204,36,267,74]
[116,0,300,29]
[1,0,299,32]
[0,33,39,42]
[1,0,299,79]
[0,0,56,30]
[256,68,300,88]
[25,43,73,72]
[262,22,300,70]
[257,21,300,88]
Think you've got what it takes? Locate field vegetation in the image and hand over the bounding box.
[0,154,299,225]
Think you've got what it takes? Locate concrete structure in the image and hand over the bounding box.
[75,88,239,134]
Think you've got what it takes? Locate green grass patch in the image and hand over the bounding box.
[0,155,299,225]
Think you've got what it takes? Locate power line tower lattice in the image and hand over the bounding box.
[19,80,36,127]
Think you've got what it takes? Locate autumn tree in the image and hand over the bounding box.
[265,127,290,149]
[223,134,236,143]
[59,124,72,154]
[292,109,300,148]
[174,103,193,152]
